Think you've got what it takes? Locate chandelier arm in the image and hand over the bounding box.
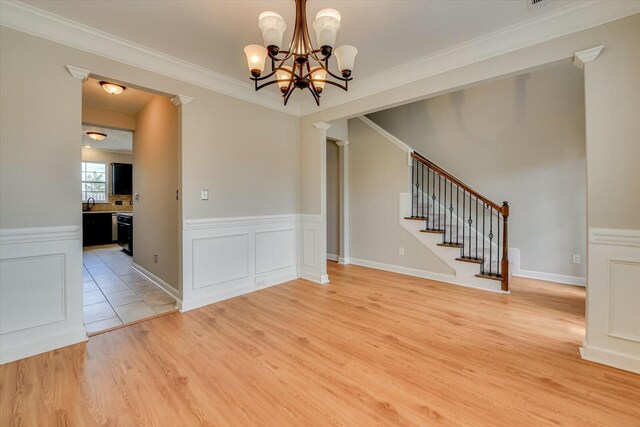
[283,85,296,105]
[307,86,320,106]
[321,80,349,92]
[254,79,285,91]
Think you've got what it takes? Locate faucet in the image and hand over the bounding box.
[85,197,95,211]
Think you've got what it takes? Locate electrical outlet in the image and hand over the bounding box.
[573,254,581,264]
[154,254,158,263]
[399,247,404,256]
[201,189,209,200]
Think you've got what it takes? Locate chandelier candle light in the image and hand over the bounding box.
[244,0,357,106]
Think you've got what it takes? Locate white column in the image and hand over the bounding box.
[336,140,350,264]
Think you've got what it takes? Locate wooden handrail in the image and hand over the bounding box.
[410,150,510,291]
[411,151,503,212]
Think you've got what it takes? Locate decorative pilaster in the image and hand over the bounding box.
[171,94,194,106]
[65,65,90,81]
[573,45,604,69]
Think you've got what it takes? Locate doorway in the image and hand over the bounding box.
[81,77,180,334]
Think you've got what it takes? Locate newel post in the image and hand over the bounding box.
[501,201,509,292]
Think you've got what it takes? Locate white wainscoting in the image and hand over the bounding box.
[0,226,86,364]
[298,214,326,283]
[581,228,640,374]
[182,215,305,312]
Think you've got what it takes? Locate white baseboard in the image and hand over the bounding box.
[348,257,506,294]
[338,257,350,265]
[580,344,640,374]
[300,272,330,285]
[1,327,87,365]
[514,269,586,286]
[131,262,182,308]
[327,253,339,262]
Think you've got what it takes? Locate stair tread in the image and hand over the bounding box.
[456,257,484,264]
[420,229,444,234]
[437,242,464,248]
[476,273,503,281]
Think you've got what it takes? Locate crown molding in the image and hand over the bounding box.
[2,1,639,119]
[0,1,301,116]
[299,0,640,116]
[313,122,332,130]
[573,45,605,69]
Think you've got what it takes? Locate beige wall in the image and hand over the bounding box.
[83,105,136,131]
[133,96,179,289]
[367,62,586,278]
[0,27,299,228]
[0,28,81,229]
[348,118,454,274]
[326,141,340,257]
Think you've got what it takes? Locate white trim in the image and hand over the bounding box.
[299,0,640,115]
[514,270,586,286]
[170,94,193,106]
[1,225,85,364]
[0,0,300,116]
[0,225,81,244]
[65,64,90,80]
[580,345,640,375]
[314,122,332,130]
[357,116,414,154]
[326,253,339,262]
[184,214,301,230]
[335,140,350,147]
[1,327,87,365]
[338,257,350,265]
[589,228,640,247]
[3,1,637,117]
[573,45,604,69]
[348,257,507,294]
[131,262,182,309]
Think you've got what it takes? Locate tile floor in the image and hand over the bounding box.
[83,244,177,334]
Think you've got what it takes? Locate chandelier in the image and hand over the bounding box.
[243,0,357,106]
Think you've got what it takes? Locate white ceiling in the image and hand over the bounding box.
[83,77,156,115]
[24,0,578,83]
[82,125,133,153]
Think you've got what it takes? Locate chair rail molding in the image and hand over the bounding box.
[573,45,604,69]
[582,227,640,374]
[0,225,86,364]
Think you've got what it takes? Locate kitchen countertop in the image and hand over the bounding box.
[82,210,133,214]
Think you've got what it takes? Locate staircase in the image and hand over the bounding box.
[402,151,510,292]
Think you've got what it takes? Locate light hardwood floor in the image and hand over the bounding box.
[1,263,639,426]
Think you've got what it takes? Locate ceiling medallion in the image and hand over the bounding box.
[244,0,357,106]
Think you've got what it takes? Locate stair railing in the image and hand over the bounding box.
[409,151,510,291]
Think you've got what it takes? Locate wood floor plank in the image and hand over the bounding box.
[1,263,639,426]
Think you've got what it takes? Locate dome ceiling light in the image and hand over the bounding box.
[100,81,126,95]
[86,131,107,141]
[243,0,357,106]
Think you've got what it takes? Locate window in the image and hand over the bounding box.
[81,162,108,202]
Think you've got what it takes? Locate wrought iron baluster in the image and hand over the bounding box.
[438,173,441,230]
[449,180,453,244]
[467,192,472,259]
[475,197,478,259]
[462,189,465,255]
[431,169,436,230]
[456,185,459,245]
[497,210,501,276]
[489,207,494,276]
[482,203,486,274]
[443,177,447,242]
[420,162,424,218]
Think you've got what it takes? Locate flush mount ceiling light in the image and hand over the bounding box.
[100,81,126,95]
[244,0,357,106]
[86,131,107,141]
[83,145,92,148]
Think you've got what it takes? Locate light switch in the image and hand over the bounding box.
[201,189,209,200]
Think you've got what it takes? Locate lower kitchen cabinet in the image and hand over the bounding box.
[83,213,113,246]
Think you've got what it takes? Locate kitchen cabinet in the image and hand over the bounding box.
[112,163,132,195]
[83,213,113,246]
